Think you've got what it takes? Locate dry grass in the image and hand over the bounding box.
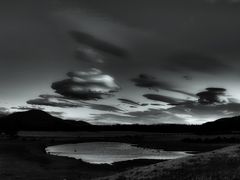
[96,145,240,180]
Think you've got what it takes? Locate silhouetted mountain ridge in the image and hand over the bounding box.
[0,110,240,133]
[0,110,91,132]
[202,116,240,132]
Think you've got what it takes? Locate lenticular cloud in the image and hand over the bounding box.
[52,68,120,100]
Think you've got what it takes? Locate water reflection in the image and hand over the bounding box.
[46,142,192,164]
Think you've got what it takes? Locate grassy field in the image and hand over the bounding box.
[96,145,240,180]
[0,132,239,179]
[0,138,164,180]
[19,131,240,152]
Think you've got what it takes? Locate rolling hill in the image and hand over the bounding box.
[0,109,91,132]
[1,110,240,133]
[96,145,240,180]
[202,116,240,132]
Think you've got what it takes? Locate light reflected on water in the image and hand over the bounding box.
[45,142,192,164]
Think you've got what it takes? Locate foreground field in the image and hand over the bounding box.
[18,131,236,152]
[97,145,240,180]
[0,139,163,180]
[0,132,239,179]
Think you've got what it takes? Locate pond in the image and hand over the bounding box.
[45,142,192,164]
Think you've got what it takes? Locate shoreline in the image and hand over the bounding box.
[96,145,240,180]
[0,138,165,180]
[0,131,239,179]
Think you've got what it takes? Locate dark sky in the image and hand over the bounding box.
[1,0,240,124]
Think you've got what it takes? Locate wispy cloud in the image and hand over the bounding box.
[69,31,128,58]
[131,73,195,97]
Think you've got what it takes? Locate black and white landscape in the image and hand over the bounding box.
[1,0,240,179]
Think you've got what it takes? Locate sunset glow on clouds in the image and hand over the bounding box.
[1,0,240,124]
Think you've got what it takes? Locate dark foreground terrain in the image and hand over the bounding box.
[1,111,240,179]
[97,145,240,180]
[0,131,239,180]
[0,138,165,180]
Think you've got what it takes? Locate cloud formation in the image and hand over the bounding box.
[75,46,105,64]
[27,97,122,112]
[11,106,45,111]
[118,98,141,106]
[27,97,81,108]
[131,73,195,97]
[157,87,240,123]
[143,94,185,105]
[92,108,187,125]
[88,104,122,112]
[27,93,122,112]
[70,31,128,58]
[52,68,120,100]
[126,87,240,124]
[196,87,228,105]
[131,74,172,91]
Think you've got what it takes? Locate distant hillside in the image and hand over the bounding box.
[202,116,240,132]
[0,110,240,133]
[97,116,240,133]
[0,110,91,132]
